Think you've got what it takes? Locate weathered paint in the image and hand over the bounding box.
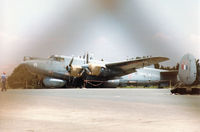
[178,53,197,85]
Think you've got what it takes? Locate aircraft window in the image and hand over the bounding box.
[49,55,54,58]
[53,57,64,62]
[49,55,65,62]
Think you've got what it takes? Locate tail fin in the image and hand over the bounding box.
[178,53,197,85]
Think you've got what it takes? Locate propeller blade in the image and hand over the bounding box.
[85,67,91,75]
[196,59,199,64]
[78,69,85,76]
[66,57,74,72]
[86,52,89,64]
[69,57,74,66]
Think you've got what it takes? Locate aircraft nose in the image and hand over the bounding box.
[22,61,37,71]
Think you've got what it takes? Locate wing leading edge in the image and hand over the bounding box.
[106,57,169,75]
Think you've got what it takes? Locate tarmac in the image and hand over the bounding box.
[0,88,200,132]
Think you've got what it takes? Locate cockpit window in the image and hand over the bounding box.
[49,55,55,59]
[54,57,64,62]
[49,55,64,62]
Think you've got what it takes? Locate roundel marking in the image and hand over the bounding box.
[178,53,197,85]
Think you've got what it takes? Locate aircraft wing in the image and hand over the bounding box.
[106,57,169,75]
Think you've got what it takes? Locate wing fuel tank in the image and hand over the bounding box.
[43,77,66,88]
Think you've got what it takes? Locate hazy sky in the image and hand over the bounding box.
[0,0,200,74]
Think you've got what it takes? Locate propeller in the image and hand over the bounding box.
[66,53,105,77]
[66,57,74,73]
[84,52,92,74]
[83,53,105,76]
[77,52,92,75]
[66,57,85,77]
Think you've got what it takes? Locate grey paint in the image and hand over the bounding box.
[22,54,170,87]
[178,53,197,85]
[121,67,164,82]
[43,77,66,88]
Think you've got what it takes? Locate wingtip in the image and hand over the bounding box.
[151,56,169,62]
[159,57,170,61]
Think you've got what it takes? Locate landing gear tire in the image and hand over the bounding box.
[171,88,186,94]
[191,88,200,94]
[177,88,186,94]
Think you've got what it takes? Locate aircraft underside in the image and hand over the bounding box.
[42,76,119,88]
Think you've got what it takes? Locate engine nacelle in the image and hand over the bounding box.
[43,77,66,88]
[103,79,120,88]
[88,63,105,76]
[178,53,198,85]
[67,65,83,77]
